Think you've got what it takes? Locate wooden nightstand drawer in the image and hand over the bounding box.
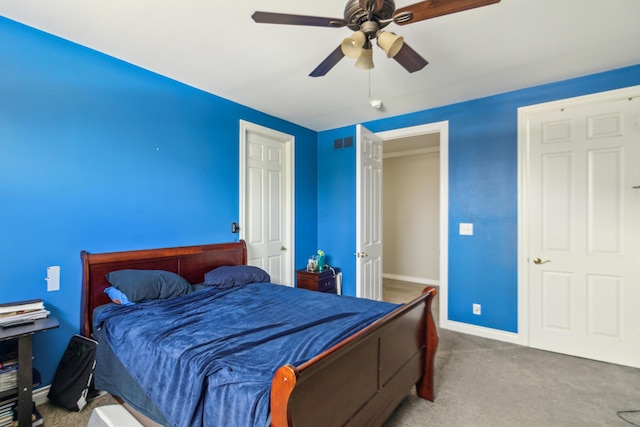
[317,277,335,293]
[296,268,340,294]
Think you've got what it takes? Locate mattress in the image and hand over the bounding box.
[92,282,399,427]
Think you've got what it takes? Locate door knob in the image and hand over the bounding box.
[280,246,287,251]
[533,257,550,265]
[354,252,369,258]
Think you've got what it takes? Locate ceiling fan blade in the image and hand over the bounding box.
[252,11,347,28]
[359,0,385,13]
[393,43,429,73]
[309,46,346,77]
[394,0,500,25]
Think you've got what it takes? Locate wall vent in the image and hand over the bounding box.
[334,136,354,150]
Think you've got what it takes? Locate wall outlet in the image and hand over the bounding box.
[472,303,481,315]
[459,223,474,236]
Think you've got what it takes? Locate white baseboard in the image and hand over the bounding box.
[33,385,108,408]
[383,273,440,286]
[33,385,50,406]
[441,320,524,346]
[382,274,523,346]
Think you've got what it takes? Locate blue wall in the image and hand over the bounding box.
[0,17,318,386]
[316,127,358,294]
[318,64,640,332]
[3,14,639,390]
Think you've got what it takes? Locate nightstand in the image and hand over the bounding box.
[0,316,59,426]
[296,268,340,294]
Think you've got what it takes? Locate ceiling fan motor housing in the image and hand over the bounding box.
[344,0,395,33]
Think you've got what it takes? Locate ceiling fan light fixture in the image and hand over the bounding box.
[341,30,366,59]
[377,31,404,58]
[354,46,374,70]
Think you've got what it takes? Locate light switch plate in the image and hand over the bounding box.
[46,266,60,291]
[459,223,474,236]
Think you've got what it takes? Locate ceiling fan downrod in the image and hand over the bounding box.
[360,20,379,38]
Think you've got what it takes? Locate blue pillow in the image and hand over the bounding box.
[204,265,270,289]
[105,269,192,303]
[104,286,135,306]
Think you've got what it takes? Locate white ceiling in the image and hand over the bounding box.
[1,0,639,131]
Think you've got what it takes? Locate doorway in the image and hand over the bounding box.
[376,121,449,327]
[382,132,440,286]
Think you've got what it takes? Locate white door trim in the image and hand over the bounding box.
[376,121,449,327]
[239,120,295,286]
[517,85,640,346]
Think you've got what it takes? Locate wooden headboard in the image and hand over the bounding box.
[80,240,247,336]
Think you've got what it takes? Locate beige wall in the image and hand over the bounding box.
[383,151,440,284]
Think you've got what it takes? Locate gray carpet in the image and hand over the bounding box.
[384,330,640,426]
[38,280,640,426]
[383,280,640,427]
[38,392,118,427]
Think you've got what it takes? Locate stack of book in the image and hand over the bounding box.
[0,343,19,398]
[0,402,42,427]
[0,300,49,329]
[0,401,14,427]
[0,345,42,427]
[0,367,17,395]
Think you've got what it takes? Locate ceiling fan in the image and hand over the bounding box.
[252,0,501,77]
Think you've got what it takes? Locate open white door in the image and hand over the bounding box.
[356,125,383,300]
[239,121,294,286]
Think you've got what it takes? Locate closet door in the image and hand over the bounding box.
[525,93,640,368]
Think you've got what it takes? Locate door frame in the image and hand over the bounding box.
[375,121,449,327]
[239,120,295,286]
[517,85,640,346]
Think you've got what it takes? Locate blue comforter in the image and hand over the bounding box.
[93,283,398,427]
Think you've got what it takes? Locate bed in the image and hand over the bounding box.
[80,240,438,427]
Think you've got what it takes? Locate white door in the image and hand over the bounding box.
[356,125,383,300]
[239,121,294,286]
[525,90,640,368]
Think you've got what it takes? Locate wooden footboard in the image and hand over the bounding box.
[271,286,438,427]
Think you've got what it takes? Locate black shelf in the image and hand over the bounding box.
[0,316,58,426]
[0,368,41,404]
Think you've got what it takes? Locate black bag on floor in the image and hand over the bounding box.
[47,334,97,412]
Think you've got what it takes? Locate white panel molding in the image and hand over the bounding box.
[587,274,623,338]
[587,148,623,254]
[541,271,573,330]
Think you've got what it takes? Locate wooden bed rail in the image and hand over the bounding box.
[270,286,438,427]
